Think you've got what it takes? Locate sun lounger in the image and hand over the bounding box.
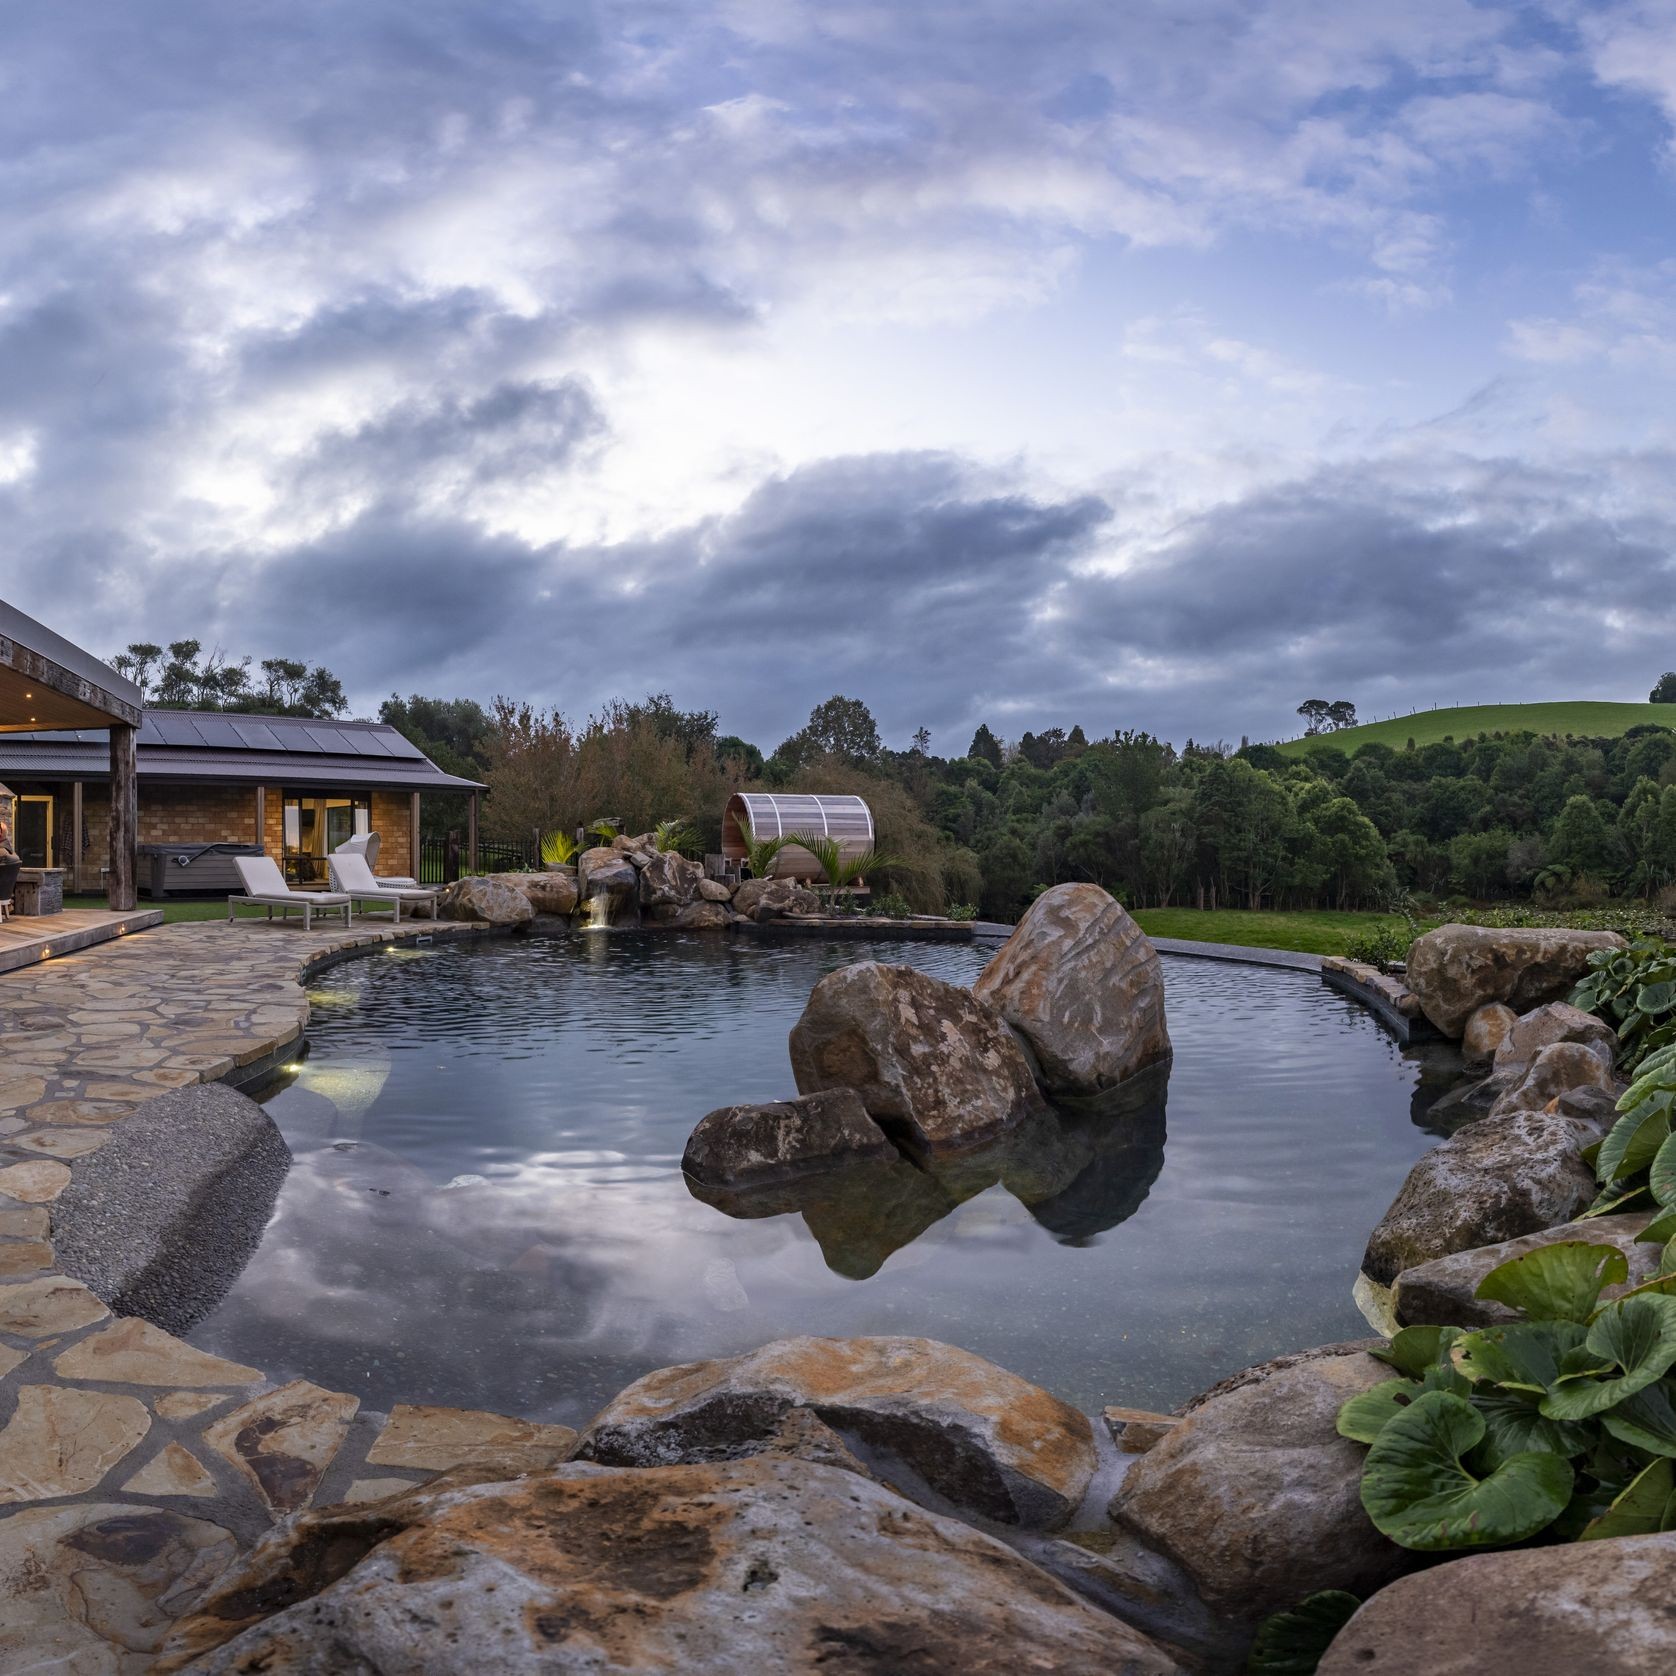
[333,831,419,889]
[229,856,352,930]
[327,851,440,921]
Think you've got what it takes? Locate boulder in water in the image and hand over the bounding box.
[973,883,1170,1095]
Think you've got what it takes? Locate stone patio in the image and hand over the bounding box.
[0,904,163,975]
[0,916,578,1673]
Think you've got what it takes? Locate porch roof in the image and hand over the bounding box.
[0,600,143,732]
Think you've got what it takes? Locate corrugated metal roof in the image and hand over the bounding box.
[2,709,428,760]
[0,715,484,791]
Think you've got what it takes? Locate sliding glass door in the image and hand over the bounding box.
[282,793,370,884]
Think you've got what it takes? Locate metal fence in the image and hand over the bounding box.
[416,835,538,885]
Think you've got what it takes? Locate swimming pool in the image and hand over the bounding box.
[186,931,1452,1422]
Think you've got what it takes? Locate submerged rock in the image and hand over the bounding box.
[974,883,1170,1094]
[162,1458,1178,1676]
[1404,924,1625,1037]
[1318,1533,1676,1675]
[1392,1212,1662,1328]
[790,962,1044,1160]
[436,875,535,926]
[576,1334,1098,1530]
[682,1091,896,1188]
[1361,1108,1598,1285]
[1110,1349,1414,1627]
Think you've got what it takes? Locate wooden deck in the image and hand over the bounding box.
[0,905,163,974]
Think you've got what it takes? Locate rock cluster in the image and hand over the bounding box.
[1364,990,1625,1284]
[693,883,1172,1184]
[437,836,828,930]
[1404,923,1625,1037]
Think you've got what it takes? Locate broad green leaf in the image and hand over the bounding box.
[1582,1181,1653,1219]
[1474,1242,1628,1322]
[1453,1320,1593,1392]
[1468,1389,1596,1471]
[1601,1381,1676,1457]
[1371,1325,1461,1379]
[1611,1271,1676,1306]
[1579,1455,1676,1541]
[1623,1059,1676,1109]
[1542,1296,1676,1420]
[1637,981,1676,1015]
[1639,1209,1676,1244]
[1247,1592,1362,1676]
[1337,1380,1422,1444]
[1651,1133,1676,1209]
[1598,1105,1671,1185]
[1360,1391,1574,1551]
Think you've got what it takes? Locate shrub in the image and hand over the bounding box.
[946,902,978,921]
[1571,941,1676,1070]
[1344,926,1410,968]
[870,891,914,919]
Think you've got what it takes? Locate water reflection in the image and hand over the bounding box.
[186,933,1449,1424]
[691,1070,1169,1276]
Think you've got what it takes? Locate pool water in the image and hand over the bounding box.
[187,932,1453,1423]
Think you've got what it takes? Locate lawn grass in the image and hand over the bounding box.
[1131,907,1414,957]
[1275,701,1676,758]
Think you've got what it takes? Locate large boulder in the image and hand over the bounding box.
[696,877,733,902]
[1392,1212,1662,1328]
[733,877,821,921]
[436,875,536,926]
[1318,1532,1676,1676]
[1361,1109,1598,1285]
[1110,1350,1414,1626]
[576,1335,1097,1531]
[790,962,1044,1159]
[974,884,1170,1094]
[1492,1000,1618,1079]
[682,1091,896,1188]
[638,849,703,911]
[161,1458,1179,1676]
[1404,924,1625,1037]
[499,869,579,917]
[1486,1039,1618,1119]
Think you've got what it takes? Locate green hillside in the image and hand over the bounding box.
[1276,701,1676,758]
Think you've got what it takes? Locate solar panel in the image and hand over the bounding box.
[152,714,205,747]
[339,729,384,756]
[304,725,352,752]
[231,719,284,750]
[191,716,242,747]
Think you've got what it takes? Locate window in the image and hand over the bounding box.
[282,792,369,884]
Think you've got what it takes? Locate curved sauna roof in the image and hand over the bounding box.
[722,792,875,880]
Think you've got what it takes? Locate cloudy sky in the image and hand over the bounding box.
[4,1,1676,751]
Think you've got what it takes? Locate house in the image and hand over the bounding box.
[0,709,485,892]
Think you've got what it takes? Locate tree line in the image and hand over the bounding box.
[375,689,1676,921]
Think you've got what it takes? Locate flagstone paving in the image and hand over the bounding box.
[0,916,581,1672]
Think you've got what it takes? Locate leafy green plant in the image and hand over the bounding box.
[588,818,621,843]
[653,818,699,856]
[787,831,904,914]
[1335,1240,1676,1557]
[731,811,793,880]
[1343,926,1409,968]
[539,829,579,866]
[870,890,914,919]
[1247,1592,1361,1674]
[947,902,978,922]
[1571,940,1676,1069]
[1580,1046,1676,1225]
